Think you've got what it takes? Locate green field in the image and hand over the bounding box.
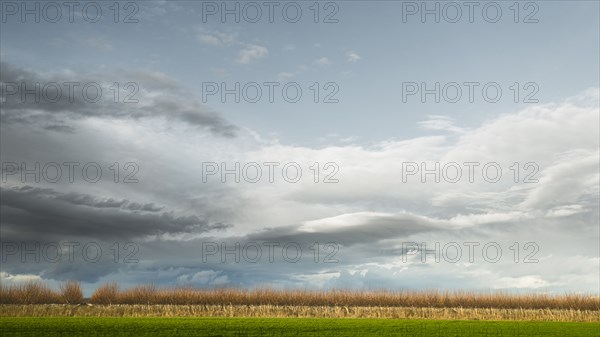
[1,317,599,336]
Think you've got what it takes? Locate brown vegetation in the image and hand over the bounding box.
[89,282,118,305]
[1,281,598,311]
[0,281,85,305]
[0,281,61,304]
[59,281,84,305]
[1,304,598,322]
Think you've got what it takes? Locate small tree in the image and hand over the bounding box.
[90,282,119,305]
[60,281,84,305]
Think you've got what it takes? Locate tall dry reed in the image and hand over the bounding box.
[2,281,599,310]
[90,284,599,310]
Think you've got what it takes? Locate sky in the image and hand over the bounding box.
[0,0,599,296]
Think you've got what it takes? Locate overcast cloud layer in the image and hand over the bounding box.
[0,1,598,296]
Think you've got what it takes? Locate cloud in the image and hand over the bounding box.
[44,124,76,133]
[545,204,586,218]
[138,1,171,20]
[178,270,229,286]
[0,87,597,292]
[277,72,295,81]
[194,28,268,66]
[0,272,44,285]
[242,212,441,248]
[0,186,230,241]
[236,44,268,64]
[346,51,362,63]
[314,57,332,66]
[418,115,467,134]
[0,62,237,137]
[520,150,599,210]
[196,29,238,47]
[493,275,552,289]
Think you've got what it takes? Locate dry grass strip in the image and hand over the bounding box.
[1,304,598,322]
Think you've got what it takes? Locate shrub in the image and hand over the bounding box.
[90,282,119,305]
[0,281,61,304]
[60,281,84,304]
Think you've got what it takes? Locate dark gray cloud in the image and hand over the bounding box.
[106,214,445,286]
[0,183,232,282]
[0,62,237,137]
[43,124,77,134]
[0,185,230,241]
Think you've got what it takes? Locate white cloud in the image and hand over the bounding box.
[493,275,552,289]
[314,57,332,66]
[418,115,467,134]
[0,272,43,284]
[195,28,268,65]
[448,211,530,227]
[196,29,238,47]
[346,51,362,62]
[520,150,599,210]
[546,204,585,218]
[292,272,341,288]
[277,72,295,81]
[236,44,268,64]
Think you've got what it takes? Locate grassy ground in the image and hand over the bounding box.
[1,317,599,337]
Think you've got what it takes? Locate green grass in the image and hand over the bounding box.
[1,317,599,336]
